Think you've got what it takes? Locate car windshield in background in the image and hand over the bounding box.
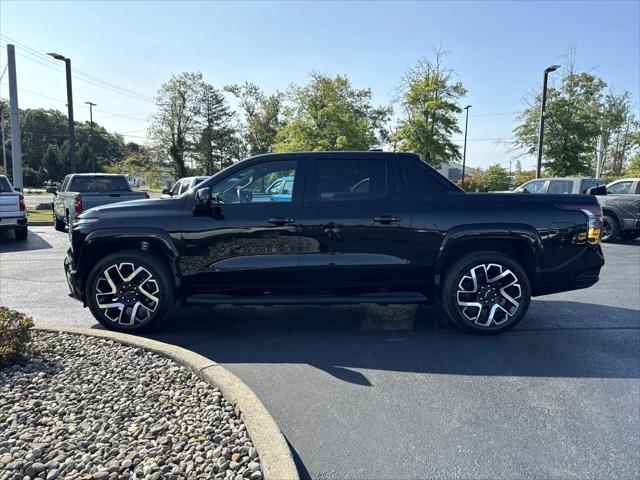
[69,176,130,193]
[0,177,13,193]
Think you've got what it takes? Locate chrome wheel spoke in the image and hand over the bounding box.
[456,263,522,327]
[94,261,160,325]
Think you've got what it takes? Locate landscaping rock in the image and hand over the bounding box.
[0,331,260,480]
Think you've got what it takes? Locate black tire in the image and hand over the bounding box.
[442,250,532,334]
[601,215,620,243]
[14,227,28,241]
[54,214,66,232]
[86,250,175,333]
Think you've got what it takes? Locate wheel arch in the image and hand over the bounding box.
[77,228,181,302]
[434,224,542,299]
[601,207,622,226]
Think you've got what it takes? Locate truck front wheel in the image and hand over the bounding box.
[601,215,620,242]
[86,250,175,332]
[442,251,531,334]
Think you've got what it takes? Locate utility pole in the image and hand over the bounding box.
[0,105,7,175]
[47,52,76,173]
[536,64,560,179]
[85,101,97,172]
[461,105,471,188]
[7,44,23,190]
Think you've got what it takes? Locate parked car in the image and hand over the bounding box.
[52,174,149,231]
[0,175,27,240]
[598,178,640,242]
[513,177,605,194]
[161,176,209,198]
[64,151,605,335]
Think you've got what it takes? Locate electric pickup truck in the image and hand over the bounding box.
[64,151,605,334]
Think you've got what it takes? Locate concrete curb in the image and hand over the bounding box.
[36,326,300,480]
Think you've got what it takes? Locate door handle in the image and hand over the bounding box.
[268,217,295,226]
[373,215,401,225]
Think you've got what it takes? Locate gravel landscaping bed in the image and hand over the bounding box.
[0,331,262,480]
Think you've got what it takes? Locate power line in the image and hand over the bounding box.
[0,35,155,103]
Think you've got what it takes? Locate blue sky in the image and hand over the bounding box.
[1,0,638,169]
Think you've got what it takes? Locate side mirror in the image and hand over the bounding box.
[587,185,607,196]
[195,187,211,206]
[162,188,171,195]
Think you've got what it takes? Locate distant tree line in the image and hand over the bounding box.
[1,46,638,188]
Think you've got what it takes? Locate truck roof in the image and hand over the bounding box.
[249,151,421,160]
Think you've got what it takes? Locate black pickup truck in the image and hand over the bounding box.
[64,151,605,334]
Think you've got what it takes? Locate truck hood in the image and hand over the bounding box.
[79,197,181,219]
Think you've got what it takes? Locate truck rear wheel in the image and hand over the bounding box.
[442,251,531,334]
[86,250,175,332]
[601,215,620,242]
[53,214,66,232]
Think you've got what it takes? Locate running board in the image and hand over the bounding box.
[185,292,428,306]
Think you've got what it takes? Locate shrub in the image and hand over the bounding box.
[0,307,34,367]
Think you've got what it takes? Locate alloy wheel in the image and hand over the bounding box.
[94,262,160,325]
[456,263,522,327]
[601,218,613,240]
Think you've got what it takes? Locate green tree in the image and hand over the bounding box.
[226,82,282,155]
[197,83,236,174]
[483,164,511,191]
[463,168,485,192]
[273,73,390,152]
[391,49,467,168]
[42,144,66,182]
[624,154,640,176]
[514,169,536,186]
[151,72,203,177]
[514,64,606,176]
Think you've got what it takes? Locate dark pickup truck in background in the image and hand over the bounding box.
[63,151,605,334]
[52,174,149,231]
[599,178,640,242]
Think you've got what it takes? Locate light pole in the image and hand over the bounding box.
[536,64,560,178]
[461,105,471,188]
[47,52,76,173]
[85,101,97,172]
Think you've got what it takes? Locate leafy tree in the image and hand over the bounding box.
[483,164,511,191]
[106,145,168,189]
[513,55,619,176]
[151,72,203,177]
[273,73,390,152]
[514,169,536,186]
[391,49,467,168]
[226,82,282,155]
[462,168,485,192]
[42,144,66,182]
[625,154,640,177]
[197,83,236,175]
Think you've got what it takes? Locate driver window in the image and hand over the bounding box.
[521,180,545,193]
[212,161,297,204]
[179,180,191,195]
[607,181,632,194]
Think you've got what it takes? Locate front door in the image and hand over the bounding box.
[298,155,412,290]
[180,158,304,294]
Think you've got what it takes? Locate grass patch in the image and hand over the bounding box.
[27,208,52,223]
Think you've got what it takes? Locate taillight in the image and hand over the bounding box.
[74,194,83,214]
[18,194,26,212]
[559,204,603,245]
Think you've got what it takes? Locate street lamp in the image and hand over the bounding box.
[461,105,472,188]
[47,52,76,173]
[536,64,561,178]
[85,101,97,172]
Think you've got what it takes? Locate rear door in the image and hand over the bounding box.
[297,155,411,289]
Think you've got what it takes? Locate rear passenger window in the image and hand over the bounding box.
[403,159,460,200]
[316,159,389,202]
[548,180,573,194]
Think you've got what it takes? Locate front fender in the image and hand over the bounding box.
[434,223,544,274]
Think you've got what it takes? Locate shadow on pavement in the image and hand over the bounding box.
[0,229,53,253]
[142,299,639,383]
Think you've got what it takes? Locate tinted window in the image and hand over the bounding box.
[548,180,574,194]
[0,176,12,192]
[316,159,388,202]
[212,160,297,204]
[170,180,182,196]
[69,176,131,192]
[403,159,460,200]
[179,181,191,195]
[580,179,603,193]
[607,181,633,194]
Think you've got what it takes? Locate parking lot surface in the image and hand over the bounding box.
[1,226,638,479]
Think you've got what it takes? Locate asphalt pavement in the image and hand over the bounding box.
[0,226,638,479]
